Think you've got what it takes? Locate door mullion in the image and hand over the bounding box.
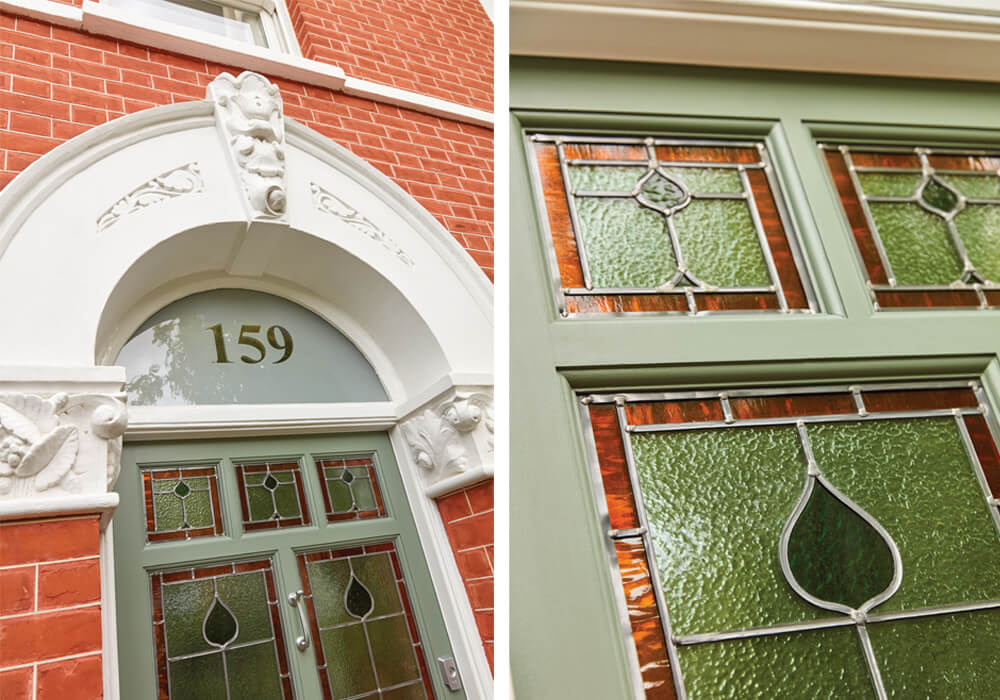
[273,544,326,700]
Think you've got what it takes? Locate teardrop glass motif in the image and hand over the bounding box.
[638,171,686,210]
[921,178,959,214]
[263,474,278,491]
[783,478,897,612]
[342,470,354,484]
[344,573,374,619]
[203,595,238,648]
[173,481,190,498]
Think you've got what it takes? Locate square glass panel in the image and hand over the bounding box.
[295,543,434,700]
[143,464,224,542]
[583,381,1000,697]
[823,144,1000,310]
[149,558,293,699]
[314,455,387,522]
[233,460,311,531]
[529,135,816,316]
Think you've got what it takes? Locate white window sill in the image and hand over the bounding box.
[1,0,493,127]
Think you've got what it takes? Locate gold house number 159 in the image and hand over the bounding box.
[207,324,294,364]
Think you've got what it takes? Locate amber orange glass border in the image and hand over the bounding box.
[233,460,312,531]
[582,380,1000,698]
[142,465,224,543]
[149,558,293,700]
[823,144,1000,310]
[295,542,436,700]
[313,455,387,522]
[529,135,814,316]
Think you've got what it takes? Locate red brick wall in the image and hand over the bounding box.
[437,479,494,673]
[286,0,492,111]
[0,516,104,700]
[0,16,494,277]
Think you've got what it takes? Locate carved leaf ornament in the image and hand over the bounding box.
[0,394,79,495]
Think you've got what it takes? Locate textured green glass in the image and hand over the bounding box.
[203,597,238,647]
[168,653,227,699]
[226,642,282,699]
[672,199,770,287]
[309,559,353,627]
[153,478,179,493]
[368,614,421,687]
[677,626,872,700]
[328,479,354,512]
[939,174,1000,199]
[663,167,742,194]
[184,491,213,528]
[321,625,377,697]
[354,553,402,615]
[247,487,275,521]
[857,173,921,197]
[920,178,959,213]
[382,683,427,700]
[808,418,1000,612]
[163,579,214,656]
[354,480,377,510]
[955,204,1000,282]
[868,203,962,284]
[638,172,686,210]
[869,609,1000,698]
[632,427,825,635]
[216,572,271,643]
[575,198,676,288]
[154,493,184,531]
[567,165,646,192]
[786,480,895,609]
[273,484,300,518]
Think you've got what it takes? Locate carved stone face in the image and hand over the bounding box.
[234,80,277,120]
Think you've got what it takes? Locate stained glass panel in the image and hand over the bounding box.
[296,543,434,700]
[314,455,387,522]
[143,464,224,542]
[150,559,293,699]
[531,135,815,316]
[233,460,311,531]
[824,144,1000,309]
[583,381,1000,697]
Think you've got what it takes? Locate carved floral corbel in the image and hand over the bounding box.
[401,391,493,494]
[208,71,287,220]
[0,392,127,499]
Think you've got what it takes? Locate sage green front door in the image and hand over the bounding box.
[115,432,464,700]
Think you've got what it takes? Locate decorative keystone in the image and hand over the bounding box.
[400,389,493,496]
[0,393,127,499]
[208,71,287,220]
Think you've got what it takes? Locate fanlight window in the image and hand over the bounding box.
[582,382,1000,697]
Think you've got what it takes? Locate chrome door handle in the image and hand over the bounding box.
[287,590,310,651]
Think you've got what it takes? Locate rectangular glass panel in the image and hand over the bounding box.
[106,0,269,47]
[150,559,293,699]
[143,464,224,542]
[234,460,311,531]
[531,135,814,316]
[296,543,434,700]
[314,455,387,522]
[823,143,1000,310]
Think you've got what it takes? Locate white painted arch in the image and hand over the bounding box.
[0,95,494,699]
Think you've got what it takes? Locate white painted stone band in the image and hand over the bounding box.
[0,0,493,127]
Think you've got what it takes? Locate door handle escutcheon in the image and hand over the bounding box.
[287,589,310,651]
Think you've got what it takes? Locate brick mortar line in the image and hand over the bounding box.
[0,554,100,571]
[444,507,494,525]
[0,600,101,621]
[0,649,103,674]
[463,575,493,583]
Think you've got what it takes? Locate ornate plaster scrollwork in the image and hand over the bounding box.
[401,391,493,494]
[208,71,287,220]
[311,182,415,266]
[0,392,127,499]
[97,163,203,232]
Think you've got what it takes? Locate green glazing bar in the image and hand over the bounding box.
[574,197,677,288]
[857,173,922,198]
[631,427,826,636]
[671,199,771,287]
[868,608,1000,698]
[954,205,1000,282]
[807,418,1000,613]
[676,625,872,699]
[568,165,647,192]
[785,479,896,610]
[868,203,963,284]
